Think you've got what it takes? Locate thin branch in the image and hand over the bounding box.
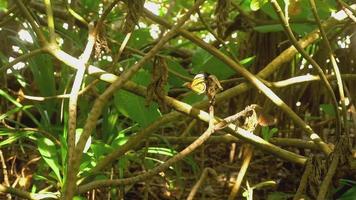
[294,159,313,200]
[44,0,55,44]
[63,0,207,197]
[0,184,59,200]
[144,8,332,155]
[336,1,356,21]
[267,74,356,88]
[317,154,340,199]
[309,0,349,143]
[270,0,341,141]
[187,168,217,200]
[13,0,47,44]
[10,80,99,101]
[78,118,217,194]
[228,145,253,200]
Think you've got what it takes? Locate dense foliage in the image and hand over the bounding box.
[0,0,355,199]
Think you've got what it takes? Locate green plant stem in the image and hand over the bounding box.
[144,9,332,155]
[270,0,341,140]
[44,0,55,44]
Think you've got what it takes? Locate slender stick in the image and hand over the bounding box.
[144,8,332,155]
[270,0,341,139]
[187,168,216,200]
[65,0,207,198]
[14,0,47,44]
[228,145,253,200]
[309,0,349,144]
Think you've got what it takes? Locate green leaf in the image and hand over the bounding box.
[251,0,268,11]
[114,70,161,127]
[146,147,177,157]
[37,138,62,184]
[192,47,236,80]
[182,92,206,104]
[114,90,161,127]
[91,142,113,159]
[262,127,278,141]
[167,59,192,87]
[0,0,7,12]
[0,129,32,147]
[320,104,336,117]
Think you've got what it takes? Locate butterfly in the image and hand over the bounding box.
[184,73,223,95]
[184,73,208,95]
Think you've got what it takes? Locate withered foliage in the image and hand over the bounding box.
[146,56,168,111]
[94,25,110,58]
[206,74,223,105]
[122,0,145,33]
[215,0,231,38]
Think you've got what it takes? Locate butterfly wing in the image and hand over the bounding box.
[190,74,206,94]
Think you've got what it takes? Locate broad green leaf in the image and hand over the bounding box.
[114,90,161,127]
[192,47,236,80]
[182,92,206,104]
[114,70,161,127]
[75,128,92,153]
[262,127,278,141]
[320,104,336,117]
[91,142,113,159]
[167,59,192,87]
[28,54,56,97]
[0,0,7,12]
[37,138,62,184]
[251,0,268,11]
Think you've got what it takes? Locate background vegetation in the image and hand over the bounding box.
[0,0,355,199]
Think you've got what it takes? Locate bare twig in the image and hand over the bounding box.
[13,0,48,44]
[309,0,349,145]
[270,0,341,141]
[144,8,332,155]
[0,48,46,74]
[187,168,217,200]
[228,145,253,200]
[64,0,207,197]
[294,159,313,200]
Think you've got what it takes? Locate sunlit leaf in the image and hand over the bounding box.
[37,138,62,184]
